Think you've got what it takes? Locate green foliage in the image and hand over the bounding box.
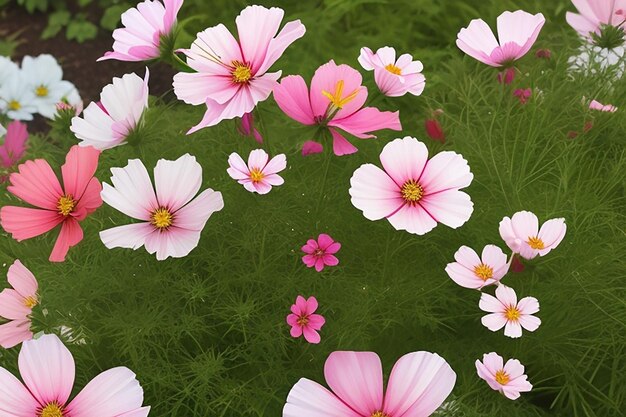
[65,14,98,42]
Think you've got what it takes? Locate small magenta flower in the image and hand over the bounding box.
[476,352,533,400]
[286,295,325,344]
[514,88,532,104]
[301,234,341,272]
[479,285,541,338]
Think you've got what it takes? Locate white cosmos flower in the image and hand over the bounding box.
[0,73,37,121]
[0,56,19,89]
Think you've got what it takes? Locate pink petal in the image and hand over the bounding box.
[302,326,321,344]
[248,149,269,170]
[314,257,325,272]
[349,164,404,221]
[324,242,341,254]
[418,189,474,229]
[309,60,364,118]
[510,211,539,242]
[495,285,518,307]
[7,259,38,299]
[445,262,484,289]
[154,154,202,211]
[99,222,156,252]
[72,177,103,221]
[420,151,473,194]
[479,293,503,314]
[295,295,308,314]
[481,313,508,332]
[0,289,30,320]
[329,107,401,139]
[283,378,361,417]
[566,11,599,38]
[172,72,239,106]
[305,296,319,313]
[496,11,545,60]
[357,47,379,70]
[322,254,339,266]
[163,0,183,32]
[519,314,541,332]
[182,24,241,74]
[8,159,63,210]
[101,159,157,221]
[0,206,63,241]
[290,324,303,338]
[263,173,284,186]
[61,145,100,201]
[274,75,316,125]
[302,254,317,267]
[387,204,438,235]
[236,5,284,73]
[481,352,504,376]
[316,234,334,250]
[173,188,223,231]
[117,407,151,417]
[504,320,523,338]
[0,318,32,349]
[286,313,299,327]
[307,314,326,330]
[503,359,526,380]
[475,359,500,391]
[481,245,509,280]
[302,140,324,156]
[264,154,287,175]
[453,245,481,269]
[538,218,566,253]
[456,18,500,66]
[373,68,406,97]
[49,218,83,262]
[1,120,27,167]
[330,128,358,156]
[517,297,540,315]
[0,366,39,414]
[227,152,251,180]
[256,19,306,75]
[379,136,428,185]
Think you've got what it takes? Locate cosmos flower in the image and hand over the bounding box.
[358,46,425,97]
[499,211,566,259]
[71,69,149,150]
[100,154,224,260]
[445,245,509,290]
[566,0,626,39]
[479,285,541,338]
[99,0,184,62]
[0,56,19,89]
[475,352,533,400]
[456,10,546,67]
[0,120,28,171]
[301,234,341,272]
[514,88,532,104]
[227,149,286,194]
[349,136,473,235]
[283,350,456,417]
[0,72,37,121]
[0,260,38,349]
[173,5,305,133]
[274,60,402,156]
[589,99,618,112]
[0,333,150,417]
[0,145,102,262]
[286,295,325,344]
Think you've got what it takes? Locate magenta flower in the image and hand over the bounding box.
[173,5,305,133]
[479,285,541,338]
[274,60,402,156]
[350,136,474,235]
[286,295,325,344]
[589,99,618,112]
[283,350,456,417]
[0,260,38,349]
[358,46,425,97]
[499,211,566,260]
[227,149,286,194]
[301,234,341,272]
[566,0,626,39]
[456,10,545,67]
[99,0,183,62]
[0,333,149,416]
[497,67,516,84]
[476,352,533,400]
[0,120,28,171]
[514,88,532,104]
[445,245,509,290]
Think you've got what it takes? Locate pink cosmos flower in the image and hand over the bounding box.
[227,149,286,194]
[173,5,305,133]
[475,352,533,400]
[589,99,618,112]
[497,67,516,84]
[100,153,224,260]
[0,260,38,349]
[349,136,474,235]
[514,88,532,104]
[71,69,149,150]
[456,10,546,67]
[445,245,509,290]
[274,60,402,156]
[0,333,150,417]
[499,211,566,260]
[301,234,341,272]
[566,0,626,39]
[286,295,325,344]
[479,285,541,338]
[99,0,183,62]
[0,120,28,170]
[238,112,263,143]
[0,145,102,262]
[358,46,426,97]
[283,350,456,417]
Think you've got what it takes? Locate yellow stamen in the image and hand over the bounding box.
[8,100,21,111]
[527,236,545,250]
[40,402,64,417]
[401,180,424,203]
[473,263,494,281]
[296,315,309,326]
[495,369,510,385]
[151,207,173,229]
[231,60,252,83]
[370,412,390,417]
[57,195,76,216]
[385,63,402,75]
[36,85,49,97]
[249,168,265,183]
[23,295,38,309]
[321,80,360,110]
[505,306,521,321]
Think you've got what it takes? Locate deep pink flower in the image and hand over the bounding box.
[456,10,545,67]
[358,46,425,97]
[514,88,532,104]
[499,211,566,259]
[479,285,541,338]
[425,118,445,143]
[589,99,618,112]
[497,67,517,84]
[283,350,456,417]
[0,145,102,262]
[302,140,324,156]
[0,260,38,349]
[0,333,150,416]
[238,112,263,143]
[99,0,183,62]
[350,136,474,235]
[173,5,305,133]
[274,60,402,156]
[286,295,325,344]
[566,0,626,39]
[445,245,509,290]
[0,120,28,170]
[301,234,341,272]
[227,149,286,194]
[476,352,533,400]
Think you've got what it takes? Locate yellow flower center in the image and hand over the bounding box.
[495,369,510,385]
[473,263,494,281]
[527,236,545,250]
[322,80,360,111]
[385,63,402,75]
[151,207,173,229]
[505,306,521,321]
[57,195,76,216]
[231,60,252,83]
[370,412,390,417]
[40,402,64,417]
[8,100,21,111]
[401,180,424,203]
[296,315,309,326]
[36,85,49,97]
[23,295,38,309]
[249,168,265,183]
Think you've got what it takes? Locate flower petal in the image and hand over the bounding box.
[49,218,83,262]
[283,378,361,417]
[61,145,100,201]
[101,159,157,221]
[154,154,202,211]
[7,159,63,210]
[7,260,38,299]
[0,366,39,415]
[349,164,403,221]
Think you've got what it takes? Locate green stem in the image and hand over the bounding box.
[169,52,194,72]
[254,108,269,153]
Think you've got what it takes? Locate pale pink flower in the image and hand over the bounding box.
[71,69,149,150]
[475,352,533,400]
[589,99,618,112]
[227,149,286,194]
[0,145,102,262]
[274,60,402,156]
[456,10,546,67]
[238,112,263,143]
[0,120,28,170]
[100,153,224,260]
[445,245,509,290]
[99,0,183,62]
[499,211,566,259]
[283,350,456,417]
[358,46,425,97]
[0,333,150,417]
[479,285,541,338]
[566,0,626,39]
[286,295,325,344]
[349,136,473,235]
[173,5,305,133]
[301,234,341,272]
[0,260,38,349]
